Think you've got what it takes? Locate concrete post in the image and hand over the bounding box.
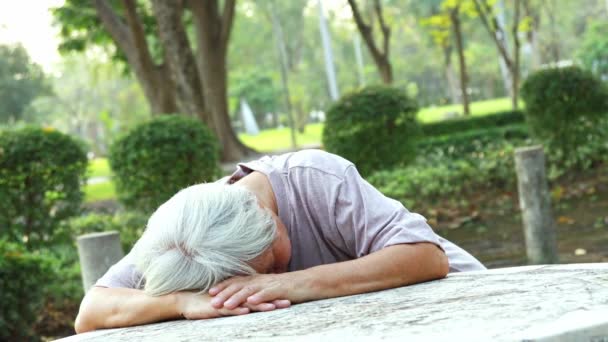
[514,145,558,264]
[77,231,124,291]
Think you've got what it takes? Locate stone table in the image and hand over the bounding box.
[59,263,608,342]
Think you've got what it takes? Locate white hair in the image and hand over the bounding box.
[132,183,277,296]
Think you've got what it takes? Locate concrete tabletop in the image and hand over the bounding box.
[59,263,608,342]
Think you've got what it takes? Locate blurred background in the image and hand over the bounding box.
[1,0,607,340]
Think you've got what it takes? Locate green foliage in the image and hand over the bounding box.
[52,0,160,69]
[0,240,55,341]
[109,115,220,213]
[0,44,50,123]
[421,110,525,137]
[577,21,608,78]
[0,127,88,248]
[323,85,420,175]
[59,211,148,252]
[369,141,517,207]
[419,124,529,157]
[520,66,608,166]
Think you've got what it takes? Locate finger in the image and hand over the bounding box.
[272,299,291,309]
[209,279,235,296]
[247,288,279,305]
[224,286,260,309]
[210,283,246,308]
[219,306,250,316]
[244,302,276,312]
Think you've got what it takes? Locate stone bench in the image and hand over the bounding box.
[59,263,608,341]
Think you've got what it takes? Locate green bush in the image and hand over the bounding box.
[109,115,220,213]
[0,127,88,248]
[368,142,517,207]
[520,66,608,164]
[323,85,420,175]
[420,110,525,137]
[0,240,55,341]
[59,211,148,252]
[32,244,83,339]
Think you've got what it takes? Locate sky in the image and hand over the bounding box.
[0,0,64,72]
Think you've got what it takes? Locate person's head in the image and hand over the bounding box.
[132,183,282,296]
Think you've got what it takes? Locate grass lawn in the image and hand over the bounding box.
[417,97,521,123]
[84,180,116,202]
[239,123,324,152]
[240,97,520,152]
[88,158,112,178]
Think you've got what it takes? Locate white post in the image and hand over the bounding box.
[514,146,558,264]
[77,231,124,291]
[318,0,340,101]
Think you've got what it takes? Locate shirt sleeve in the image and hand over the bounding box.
[334,165,442,258]
[94,252,143,289]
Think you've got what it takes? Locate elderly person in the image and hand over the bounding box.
[75,150,485,333]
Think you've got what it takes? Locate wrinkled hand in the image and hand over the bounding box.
[209,273,305,310]
[176,291,288,320]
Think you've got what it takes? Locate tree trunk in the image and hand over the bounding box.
[473,0,522,110]
[270,2,297,148]
[443,46,460,105]
[151,0,207,119]
[190,0,252,161]
[378,61,393,84]
[450,8,470,116]
[94,0,177,114]
[511,0,521,110]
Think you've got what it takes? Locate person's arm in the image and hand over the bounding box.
[75,286,289,333]
[209,242,448,309]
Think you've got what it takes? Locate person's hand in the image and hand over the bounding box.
[175,291,288,320]
[208,273,307,310]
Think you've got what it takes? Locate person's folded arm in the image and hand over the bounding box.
[209,242,449,309]
[75,286,288,333]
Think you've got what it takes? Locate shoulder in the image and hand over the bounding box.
[284,149,354,179]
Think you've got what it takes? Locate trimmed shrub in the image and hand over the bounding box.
[0,127,88,248]
[0,240,55,341]
[520,66,608,163]
[109,115,220,213]
[323,85,420,175]
[368,142,517,207]
[421,110,525,137]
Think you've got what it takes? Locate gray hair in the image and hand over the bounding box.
[132,183,277,296]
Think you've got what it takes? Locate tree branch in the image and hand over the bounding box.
[373,0,390,57]
[93,0,132,52]
[472,0,513,70]
[122,0,157,71]
[348,0,382,61]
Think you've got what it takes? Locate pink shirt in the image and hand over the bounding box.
[96,150,484,288]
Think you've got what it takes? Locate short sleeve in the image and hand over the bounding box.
[94,252,143,289]
[334,166,442,257]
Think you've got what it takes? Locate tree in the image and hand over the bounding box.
[0,45,49,123]
[577,21,608,79]
[473,0,522,110]
[422,0,475,115]
[348,0,393,84]
[27,55,151,154]
[53,0,251,161]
